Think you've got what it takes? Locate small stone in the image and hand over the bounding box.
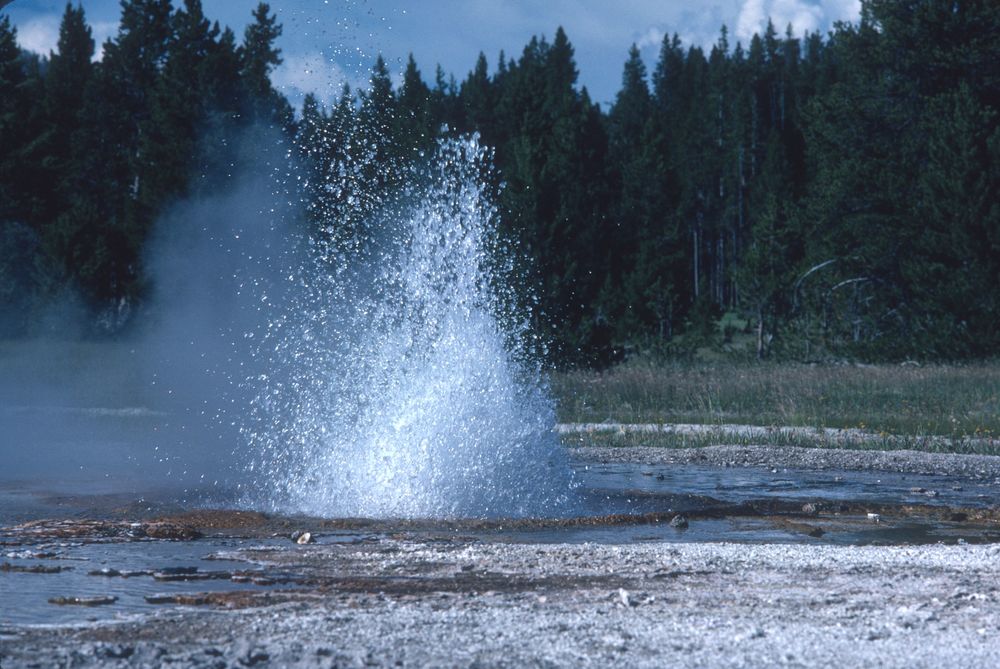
[909,487,926,493]
[296,532,314,545]
[802,503,818,516]
[245,650,270,666]
[669,515,689,529]
[94,644,134,660]
[867,513,881,523]
[808,527,826,538]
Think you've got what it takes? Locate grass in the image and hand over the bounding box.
[552,360,1000,447]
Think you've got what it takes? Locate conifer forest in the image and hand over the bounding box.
[1,0,998,366]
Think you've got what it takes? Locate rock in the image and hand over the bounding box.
[669,515,689,529]
[808,527,826,538]
[143,523,201,540]
[154,570,232,582]
[950,512,968,522]
[909,487,926,493]
[2,562,69,574]
[48,596,118,606]
[924,490,939,497]
[144,593,208,605]
[802,503,818,516]
[296,532,314,545]
[94,644,134,660]
[88,568,122,577]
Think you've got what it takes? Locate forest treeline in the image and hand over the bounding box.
[1,0,998,365]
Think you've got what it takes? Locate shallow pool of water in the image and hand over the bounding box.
[575,460,998,515]
[2,454,999,628]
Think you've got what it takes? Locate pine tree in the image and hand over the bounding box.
[395,54,433,153]
[143,0,220,208]
[41,3,95,220]
[0,15,28,222]
[607,45,653,336]
[459,53,493,138]
[429,64,460,132]
[910,84,1000,354]
[241,2,291,126]
[491,28,614,362]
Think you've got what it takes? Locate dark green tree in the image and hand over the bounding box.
[395,54,433,153]
[39,4,95,224]
[241,2,292,126]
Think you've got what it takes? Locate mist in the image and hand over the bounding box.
[0,128,305,504]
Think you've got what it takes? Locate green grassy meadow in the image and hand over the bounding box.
[552,361,1000,454]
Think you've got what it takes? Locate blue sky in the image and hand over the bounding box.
[4,0,861,109]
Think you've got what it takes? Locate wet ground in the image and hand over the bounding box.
[3,535,1000,668]
[2,451,999,637]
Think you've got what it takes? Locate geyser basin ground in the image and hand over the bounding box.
[7,540,999,668]
[3,445,999,667]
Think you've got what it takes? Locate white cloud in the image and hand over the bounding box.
[774,0,824,35]
[735,0,856,43]
[15,15,59,56]
[90,21,119,59]
[634,27,665,51]
[736,0,767,42]
[16,14,117,61]
[825,0,863,25]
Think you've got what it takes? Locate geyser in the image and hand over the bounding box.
[242,136,577,518]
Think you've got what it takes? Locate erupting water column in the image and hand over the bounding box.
[242,136,577,518]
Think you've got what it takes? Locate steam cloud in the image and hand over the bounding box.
[0,128,302,504]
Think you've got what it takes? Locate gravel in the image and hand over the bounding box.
[571,444,1000,479]
[3,539,1000,668]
